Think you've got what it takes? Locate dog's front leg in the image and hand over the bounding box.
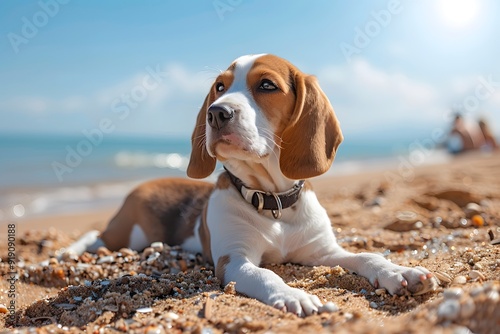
[215,254,323,317]
[318,247,438,296]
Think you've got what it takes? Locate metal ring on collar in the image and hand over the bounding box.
[255,192,264,212]
[270,192,282,219]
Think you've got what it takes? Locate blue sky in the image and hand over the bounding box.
[1,0,499,140]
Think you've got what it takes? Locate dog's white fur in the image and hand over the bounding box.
[61,54,437,317]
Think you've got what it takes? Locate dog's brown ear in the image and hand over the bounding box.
[279,73,343,180]
[187,94,217,179]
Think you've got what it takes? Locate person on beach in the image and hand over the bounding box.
[447,114,485,154]
[478,118,498,151]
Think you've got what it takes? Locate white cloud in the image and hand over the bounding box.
[0,96,51,114]
[94,63,214,113]
[317,59,500,137]
[3,58,499,138]
[0,63,215,136]
[318,58,443,136]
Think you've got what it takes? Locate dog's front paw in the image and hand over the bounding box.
[372,264,438,296]
[268,287,324,317]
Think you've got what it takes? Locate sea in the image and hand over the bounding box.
[0,133,451,221]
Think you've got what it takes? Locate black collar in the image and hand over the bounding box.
[224,168,305,219]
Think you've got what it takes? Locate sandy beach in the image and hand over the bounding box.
[1,151,499,333]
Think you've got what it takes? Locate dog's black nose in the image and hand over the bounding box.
[207,105,234,130]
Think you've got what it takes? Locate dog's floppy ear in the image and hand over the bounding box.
[187,94,217,179]
[279,73,343,180]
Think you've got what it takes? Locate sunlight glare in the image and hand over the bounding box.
[438,0,480,28]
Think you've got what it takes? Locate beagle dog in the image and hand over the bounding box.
[64,54,437,316]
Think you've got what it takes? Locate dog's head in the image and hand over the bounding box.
[187,54,343,180]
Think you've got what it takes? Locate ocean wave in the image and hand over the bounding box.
[326,148,451,176]
[0,148,451,221]
[0,171,221,221]
[0,180,143,221]
[114,151,189,170]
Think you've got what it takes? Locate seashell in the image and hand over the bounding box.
[0,304,8,314]
[490,238,500,245]
[60,251,78,262]
[164,312,179,320]
[468,270,485,281]
[434,271,452,284]
[437,299,460,320]
[80,252,94,263]
[142,247,155,259]
[76,263,91,270]
[319,301,339,313]
[150,242,164,252]
[443,287,463,299]
[464,202,482,218]
[452,275,467,285]
[96,246,112,256]
[119,248,136,257]
[375,288,387,296]
[242,315,253,323]
[146,252,160,264]
[472,263,483,270]
[136,307,153,313]
[97,255,114,264]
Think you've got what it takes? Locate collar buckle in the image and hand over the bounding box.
[240,186,265,212]
[225,168,305,219]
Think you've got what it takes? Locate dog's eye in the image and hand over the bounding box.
[259,79,277,91]
[215,82,225,93]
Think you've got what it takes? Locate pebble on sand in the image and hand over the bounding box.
[319,302,339,313]
[452,275,467,285]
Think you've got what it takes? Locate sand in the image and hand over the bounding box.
[1,152,499,333]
